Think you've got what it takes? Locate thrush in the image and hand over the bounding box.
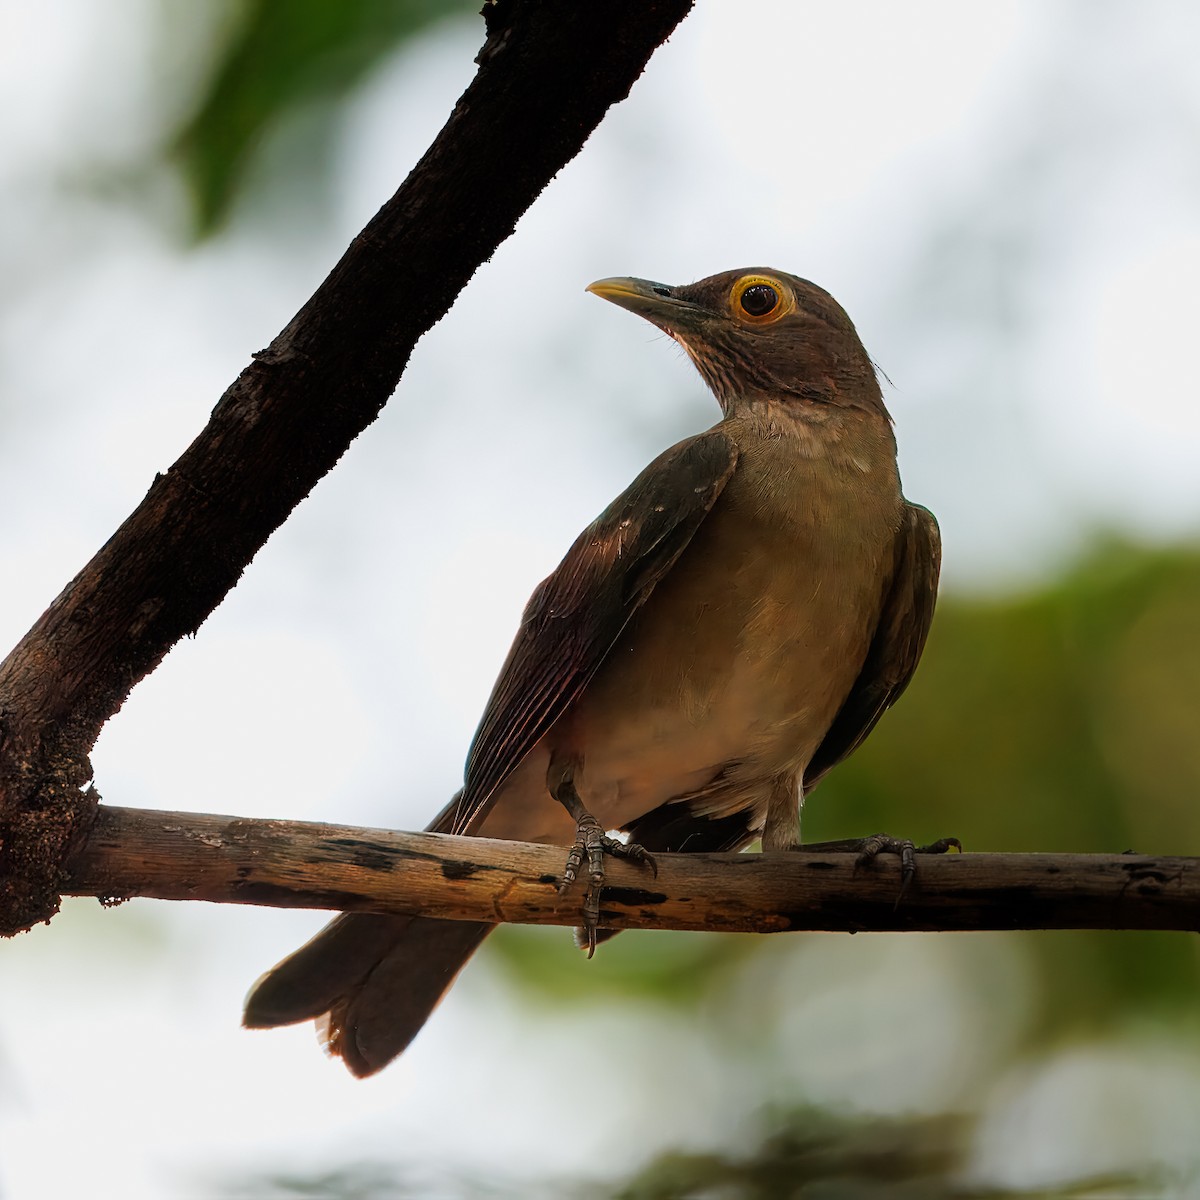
[243,268,948,1076]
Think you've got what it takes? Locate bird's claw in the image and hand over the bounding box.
[558,813,657,958]
[851,833,962,902]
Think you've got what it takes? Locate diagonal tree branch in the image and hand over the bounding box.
[65,806,1200,935]
[0,0,694,934]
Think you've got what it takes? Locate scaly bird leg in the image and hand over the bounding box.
[553,777,657,957]
[799,834,962,900]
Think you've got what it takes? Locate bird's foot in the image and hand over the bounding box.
[800,833,961,900]
[558,813,657,958]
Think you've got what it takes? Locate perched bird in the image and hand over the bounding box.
[244,268,946,1077]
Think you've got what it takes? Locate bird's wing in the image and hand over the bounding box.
[452,427,740,833]
[804,501,941,788]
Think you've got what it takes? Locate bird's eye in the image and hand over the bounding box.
[739,284,778,317]
[730,275,791,324]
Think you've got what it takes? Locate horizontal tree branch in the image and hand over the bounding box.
[64,805,1200,935]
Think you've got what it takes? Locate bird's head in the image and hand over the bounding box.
[587,268,886,420]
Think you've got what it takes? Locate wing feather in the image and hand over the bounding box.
[453,428,739,833]
[804,502,941,787]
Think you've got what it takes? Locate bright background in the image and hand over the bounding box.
[2,2,1199,1196]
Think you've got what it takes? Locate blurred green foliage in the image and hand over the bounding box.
[492,537,1200,1044]
[215,1162,407,1199]
[223,1109,1152,1199]
[168,0,475,236]
[600,1108,1143,1200]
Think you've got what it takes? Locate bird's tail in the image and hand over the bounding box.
[243,909,493,1076]
[243,791,496,1076]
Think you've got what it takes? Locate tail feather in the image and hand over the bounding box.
[243,912,409,1027]
[323,916,492,1076]
[244,911,493,1076]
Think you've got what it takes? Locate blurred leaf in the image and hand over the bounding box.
[593,1107,1145,1200]
[169,0,475,236]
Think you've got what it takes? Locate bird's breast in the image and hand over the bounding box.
[563,420,904,829]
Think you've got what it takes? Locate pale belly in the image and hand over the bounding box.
[476,435,902,844]
[565,495,893,827]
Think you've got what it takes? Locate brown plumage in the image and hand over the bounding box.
[243,268,941,1076]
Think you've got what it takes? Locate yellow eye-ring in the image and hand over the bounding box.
[730,275,792,324]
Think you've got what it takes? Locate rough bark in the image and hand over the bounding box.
[0,0,694,934]
[65,806,1200,935]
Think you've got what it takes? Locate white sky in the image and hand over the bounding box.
[2,2,1200,1196]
